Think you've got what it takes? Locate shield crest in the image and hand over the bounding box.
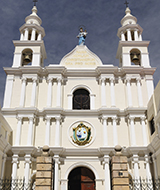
[72,123,92,145]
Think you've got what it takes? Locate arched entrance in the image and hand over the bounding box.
[68,167,95,190]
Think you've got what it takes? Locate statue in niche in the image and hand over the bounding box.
[77,27,87,45]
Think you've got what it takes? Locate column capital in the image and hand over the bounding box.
[28,117,34,122]
[17,116,23,122]
[120,31,124,35]
[125,77,131,84]
[32,77,38,83]
[103,155,110,165]
[57,77,62,83]
[32,28,36,31]
[128,116,135,123]
[22,77,27,83]
[109,77,115,84]
[126,28,131,32]
[53,155,61,164]
[101,116,108,121]
[45,117,52,122]
[136,77,141,83]
[99,77,106,84]
[112,116,118,121]
[24,154,32,163]
[47,77,53,83]
[12,154,19,164]
[152,155,157,163]
[24,28,28,31]
[140,116,146,123]
[55,116,61,121]
[132,154,139,164]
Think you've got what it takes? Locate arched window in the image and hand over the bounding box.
[73,89,90,110]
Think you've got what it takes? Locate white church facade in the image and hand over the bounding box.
[0,3,160,190]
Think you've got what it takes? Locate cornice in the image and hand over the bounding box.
[2,107,147,118]
[117,24,143,37]
[11,146,37,155]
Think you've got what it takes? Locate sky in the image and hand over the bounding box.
[0,0,160,106]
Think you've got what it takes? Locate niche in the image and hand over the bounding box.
[130,49,141,66]
[22,49,33,66]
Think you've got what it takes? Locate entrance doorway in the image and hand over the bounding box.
[68,167,95,190]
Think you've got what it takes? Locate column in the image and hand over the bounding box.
[47,77,53,107]
[57,78,62,107]
[3,75,14,108]
[1,154,7,179]
[54,155,60,190]
[61,180,68,190]
[134,30,139,41]
[67,94,72,109]
[31,28,36,41]
[128,117,136,146]
[19,77,27,107]
[103,155,111,190]
[24,28,29,40]
[132,154,139,179]
[27,117,34,145]
[145,154,152,179]
[112,116,118,146]
[136,77,143,107]
[55,116,61,146]
[120,31,125,41]
[24,154,32,189]
[146,76,154,101]
[125,78,132,107]
[127,29,132,41]
[102,116,108,146]
[141,116,148,146]
[11,154,19,180]
[152,155,158,179]
[37,32,42,41]
[109,77,116,107]
[31,77,38,107]
[139,34,142,41]
[90,94,95,109]
[15,117,22,145]
[20,32,24,41]
[45,117,51,146]
[100,77,106,107]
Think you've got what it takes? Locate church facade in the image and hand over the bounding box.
[0,3,160,190]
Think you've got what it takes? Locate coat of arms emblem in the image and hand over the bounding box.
[71,123,92,145]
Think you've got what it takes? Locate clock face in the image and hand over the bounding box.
[72,123,92,146]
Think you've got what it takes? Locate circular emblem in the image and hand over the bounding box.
[71,123,92,146]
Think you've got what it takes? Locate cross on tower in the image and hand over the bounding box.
[124,0,129,8]
[33,0,38,6]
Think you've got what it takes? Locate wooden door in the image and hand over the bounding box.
[68,167,95,190]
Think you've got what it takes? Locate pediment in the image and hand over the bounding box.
[60,45,102,68]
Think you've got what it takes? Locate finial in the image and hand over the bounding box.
[33,0,38,6]
[124,0,129,8]
[77,25,87,45]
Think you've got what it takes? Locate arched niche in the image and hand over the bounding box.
[130,48,141,66]
[22,48,33,66]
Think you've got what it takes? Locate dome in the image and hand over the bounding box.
[121,7,137,26]
[25,6,42,26]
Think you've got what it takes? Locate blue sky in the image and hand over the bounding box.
[0,0,160,106]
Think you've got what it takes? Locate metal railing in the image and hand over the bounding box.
[0,179,35,190]
[129,178,160,190]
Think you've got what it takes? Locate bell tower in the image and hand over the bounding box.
[12,5,46,67]
[116,6,150,68]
